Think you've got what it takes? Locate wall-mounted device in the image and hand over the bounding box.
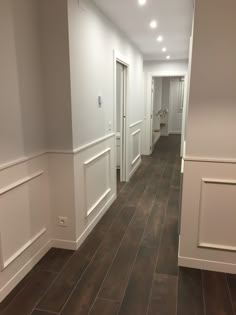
[98,95,102,108]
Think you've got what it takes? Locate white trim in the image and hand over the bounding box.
[114,50,130,182]
[84,148,111,166]
[129,120,143,129]
[202,178,236,185]
[84,148,112,217]
[132,154,141,166]
[184,156,236,164]
[178,255,236,274]
[0,171,44,196]
[87,188,111,217]
[75,193,116,250]
[131,128,141,137]
[51,239,77,251]
[197,178,236,252]
[181,158,184,174]
[0,135,116,171]
[73,134,115,154]
[131,129,141,167]
[198,243,236,252]
[0,152,45,172]
[1,228,47,270]
[0,240,51,303]
[129,158,142,179]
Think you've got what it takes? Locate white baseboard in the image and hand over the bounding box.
[0,240,51,303]
[51,239,77,251]
[51,194,117,252]
[178,255,236,274]
[75,193,116,250]
[129,158,142,180]
[178,236,236,274]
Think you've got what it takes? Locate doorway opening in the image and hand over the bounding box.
[149,75,187,155]
[115,60,128,184]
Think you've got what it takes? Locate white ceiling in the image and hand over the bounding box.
[93,0,194,60]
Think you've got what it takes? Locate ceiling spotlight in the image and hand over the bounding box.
[166,55,170,60]
[138,0,146,5]
[156,35,163,42]
[150,20,157,29]
[162,47,167,52]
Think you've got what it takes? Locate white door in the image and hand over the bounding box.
[116,61,127,182]
[169,78,184,134]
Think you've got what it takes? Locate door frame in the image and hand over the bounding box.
[113,50,130,183]
[146,71,187,156]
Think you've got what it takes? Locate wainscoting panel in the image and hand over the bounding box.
[198,178,236,251]
[129,121,142,179]
[0,155,51,302]
[84,148,111,217]
[73,135,116,248]
[179,160,236,273]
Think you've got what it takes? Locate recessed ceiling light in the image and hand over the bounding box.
[150,20,157,29]
[162,47,167,52]
[138,0,146,6]
[156,35,163,42]
[166,55,170,60]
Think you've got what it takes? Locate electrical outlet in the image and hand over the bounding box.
[58,216,68,227]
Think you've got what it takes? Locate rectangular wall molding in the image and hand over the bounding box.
[0,171,44,196]
[198,178,236,252]
[129,120,143,129]
[83,148,112,217]
[84,148,111,166]
[131,129,141,166]
[0,228,47,271]
[184,156,236,164]
[86,188,111,217]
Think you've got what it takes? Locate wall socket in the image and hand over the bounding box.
[58,216,68,227]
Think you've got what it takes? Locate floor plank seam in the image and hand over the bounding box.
[88,166,155,314]
[146,163,174,315]
[226,273,236,315]
[117,160,169,315]
[59,169,150,315]
[201,270,207,315]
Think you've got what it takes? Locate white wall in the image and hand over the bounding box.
[67,0,144,242]
[0,0,46,166]
[0,0,51,302]
[39,0,73,152]
[179,0,236,273]
[0,0,146,302]
[68,0,144,149]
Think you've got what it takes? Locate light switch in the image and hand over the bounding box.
[98,95,102,108]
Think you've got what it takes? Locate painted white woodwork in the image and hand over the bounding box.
[73,135,116,248]
[0,155,51,303]
[198,178,236,251]
[129,122,142,178]
[179,161,236,273]
[179,0,236,274]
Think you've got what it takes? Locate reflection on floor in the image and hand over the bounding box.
[1,136,236,315]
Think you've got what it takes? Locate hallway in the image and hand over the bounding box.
[0,136,236,315]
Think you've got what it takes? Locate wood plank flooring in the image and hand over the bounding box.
[0,135,236,315]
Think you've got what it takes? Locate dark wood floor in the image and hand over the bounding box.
[1,135,236,315]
